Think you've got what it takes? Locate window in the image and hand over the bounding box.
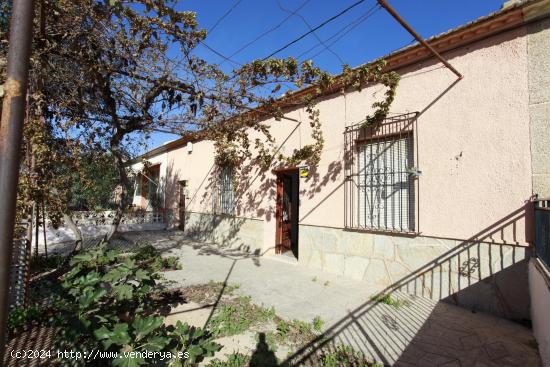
[218,165,234,214]
[146,165,161,209]
[344,113,418,232]
[138,165,161,209]
[178,180,188,207]
[134,174,142,198]
[357,135,415,231]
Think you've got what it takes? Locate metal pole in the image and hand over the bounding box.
[378,0,463,79]
[0,0,35,358]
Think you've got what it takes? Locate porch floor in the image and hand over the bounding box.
[124,230,541,366]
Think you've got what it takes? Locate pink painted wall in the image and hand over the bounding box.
[155,26,532,248]
[165,140,217,215]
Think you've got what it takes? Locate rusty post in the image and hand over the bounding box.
[0,0,35,357]
[378,0,463,79]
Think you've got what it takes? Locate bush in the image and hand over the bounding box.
[7,306,41,334]
[132,245,182,271]
[51,242,219,366]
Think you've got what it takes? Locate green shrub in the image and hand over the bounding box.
[52,242,219,366]
[132,245,182,271]
[7,306,41,333]
[132,244,158,261]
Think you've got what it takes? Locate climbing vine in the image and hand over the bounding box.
[210,59,400,172]
[3,0,399,239]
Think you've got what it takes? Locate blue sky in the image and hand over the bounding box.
[144,0,504,151]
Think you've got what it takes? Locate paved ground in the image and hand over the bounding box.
[120,230,542,366]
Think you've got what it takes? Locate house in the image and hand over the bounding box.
[128,0,550,327]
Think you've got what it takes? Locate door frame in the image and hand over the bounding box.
[274,168,299,257]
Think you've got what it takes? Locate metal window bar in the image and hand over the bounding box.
[219,165,235,214]
[534,198,550,269]
[344,112,419,233]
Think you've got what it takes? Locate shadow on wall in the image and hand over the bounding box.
[183,211,263,253]
[161,35,468,246]
[230,112,345,223]
[395,205,531,319]
[163,159,267,253]
[284,204,535,366]
[161,113,347,253]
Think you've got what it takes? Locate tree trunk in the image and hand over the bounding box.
[63,213,82,253]
[106,148,129,240]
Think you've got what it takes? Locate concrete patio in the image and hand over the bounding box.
[119,230,542,366]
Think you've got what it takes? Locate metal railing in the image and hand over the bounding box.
[44,210,166,227]
[9,222,31,311]
[534,197,550,268]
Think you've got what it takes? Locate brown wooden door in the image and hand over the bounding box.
[178,181,186,230]
[280,175,293,252]
[276,172,298,256]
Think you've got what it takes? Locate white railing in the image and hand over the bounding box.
[45,210,165,227]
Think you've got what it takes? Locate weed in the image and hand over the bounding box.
[207,280,240,295]
[370,293,408,308]
[206,352,250,367]
[312,276,318,282]
[312,316,324,332]
[319,344,371,367]
[209,296,276,337]
[276,319,290,336]
[261,331,279,352]
[272,317,324,347]
[294,319,313,334]
[151,255,182,271]
[323,281,330,287]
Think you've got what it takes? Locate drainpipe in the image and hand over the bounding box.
[378,0,463,79]
[0,0,35,357]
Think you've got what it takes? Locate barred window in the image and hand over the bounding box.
[218,165,235,214]
[344,113,418,232]
[357,135,415,231]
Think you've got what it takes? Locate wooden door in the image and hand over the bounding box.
[178,181,187,230]
[276,172,295,254]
